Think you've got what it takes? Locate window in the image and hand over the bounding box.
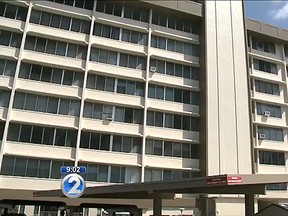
[83,102,143,124]
[150,59,199,80]
[258,126,283,141]
[147,111,199,131]
[252,37,275,54]
[253,59,277,74]
[0,121,5,141]
[259,151,285,165]
[7,123,77,147]
[90,48,146,70]
[0,2,28,21]
[145,168,199,182]
[96,1,148,23]
[145,139,199,159]
[256,103,281,118]
[151,36,199,57]
[0,90,11,108]
[111,135,141,154]
[1,155,73,179]
[48,0,94,10]
[93,23,120,40]
[266,183,287,191]
[121,29,147,45]
[148,84,198,105]
[0,59,16,77]
[152,11,199,34]
[24,36,87,60]
[255,80,280,95]
[116,79,144,96]
[13,92,80,117]
[0,30,22,48]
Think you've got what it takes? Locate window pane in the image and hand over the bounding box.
[40,12,51,26]
[43,127,54,145]
[19,125,32,142]
[51,68,62,84]
[30,65,42,80]
[31,126,43,144]
[50,161,62,179]
[60,16,71,30]
[10,33,22,48]
[0,31,11,46]
[38,160,50,178]
[50,14,61,28]
[80,131,90,149]
[110,167,120,183]
[19,63,31,78]
[24,94,36,111]
[67,44,77,58]
[97,165,108,182]
[56,41,67,56]
[66,130,77,147]
[5,4,17,19]
[26,159,39,177]
[155,112,163,127]
[41,66,52,82]
[115,107,124,122]
[164,141,172,156]
[46,40,57,54]
[14,157,27,176]
[90,133,100,150]
[47,97,58,114]
[100,134,110,150]
[35,38,46,52]
[112,136,122,152]
[7,123,20,141]
[55,128,66,146]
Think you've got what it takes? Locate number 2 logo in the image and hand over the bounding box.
[61,173,86,198]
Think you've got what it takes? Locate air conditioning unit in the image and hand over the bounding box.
[104,113,113,121]
[258,133,265,139]
[263,111,270,117]
[150,66,157,72]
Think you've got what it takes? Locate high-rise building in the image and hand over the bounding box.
[0,0,285,215]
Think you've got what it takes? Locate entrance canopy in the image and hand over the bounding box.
[33,174,288,199]
[33,174,288,216]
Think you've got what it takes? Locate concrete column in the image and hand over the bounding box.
[245,194,255,216]
[153,198,162,216]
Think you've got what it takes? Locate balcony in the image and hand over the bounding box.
[253,114,286,128]
[22,50,85,71]
[17,78,81,99]
[4,141,75,161]
[88,62,145,81]
[145,155,199,170]
[28,23,88,44]
[255,140,288,152]
[252,92,285,105]
[146,126,199,143]
[151,24,199,44]
[85,89,143,108]
[82,118,143,136]
[149,72,199,90]
[0,46,18,59]
[10,109,78,129]
[150,47,199,65]
[78,149,140,166]
[257,164,286,174]
[91,36,146,55]
[147,99,199,116]
[0,16,24,32]
[251,69,284,83]
[95,12,148,32]
[0,76,13,89]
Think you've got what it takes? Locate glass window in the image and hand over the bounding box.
[97,165,108,182]
[17,7,28,22]
[19,125,32,143]
[60,16,71,30]
[67,44,77,58]
[56,41,67,56]
[5,4,17,19]
[30,65,42,80]
[24,94,36,111]
[164,113,173,128]
[1,156,15,175]
[26,159,39,177]
[69,100,80,116]
[55,128,66,146]
[50,161,62,179]
[66,130,77,147]
[155,112,163,127]
[38,160,50,178]
[0,30,11,46]
[31,126,43,144]
[83,103,93,118]
[30,10,41,24]
[46,39,57,54]
[7,123,20,141]
[112,136,122,152]
[50,14,61,28]
[100,134,110,150]
[43,127,54,145]
[115,107,124,122]
[14,157,27,176]
[51,68,62,84]
[47,97,58,114]
[90,133,100,150]
[0,90,10,108]
[110,167,121,183]
[71,18,81,32]
[41,66,52,82]
[35,38,46,52]
[59,99,70,115]
[80,131,90,149]
[40,12,51,26]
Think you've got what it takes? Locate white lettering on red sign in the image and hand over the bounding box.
[227,176,242,184]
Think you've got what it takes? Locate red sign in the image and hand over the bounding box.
[206,176,227,185]
[227,176,242,184]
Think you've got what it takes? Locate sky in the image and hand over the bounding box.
[245,0,288,30]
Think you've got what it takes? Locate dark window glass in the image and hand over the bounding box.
[55,128,66,146]
[26,159,39,177]
[50,14,61,28]
[14,157,27,176]
[1,156,14,175]
[19,125,32,143]
[43,127,54,145]
[7,123,20,141]
[31,126,43,144]
[5,4,17,19]
[38,160,50,178]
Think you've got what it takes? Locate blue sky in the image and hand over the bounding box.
[245,0,288,30]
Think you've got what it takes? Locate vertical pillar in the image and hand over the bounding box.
[153,197,162,216]
[245,194,254,216]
